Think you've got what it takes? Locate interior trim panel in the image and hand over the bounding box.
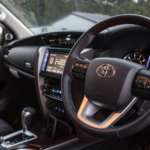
[34,46,50,118]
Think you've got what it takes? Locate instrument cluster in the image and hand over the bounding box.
[123,52,149,68]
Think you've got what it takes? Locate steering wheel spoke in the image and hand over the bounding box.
[71,59,90,81]
[77,96,138,129]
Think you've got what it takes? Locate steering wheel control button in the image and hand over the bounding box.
[77,64,83,73]
[72,63,79,72]
[134,76,148,89]
[72,62,88,80]
[82,64,88,74]
[146,79,150,90]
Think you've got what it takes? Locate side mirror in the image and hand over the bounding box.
[0,25,5,46]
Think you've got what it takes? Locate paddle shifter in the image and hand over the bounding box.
[22,107,36,138]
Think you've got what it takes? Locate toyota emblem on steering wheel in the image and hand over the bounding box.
[96,64,116,78]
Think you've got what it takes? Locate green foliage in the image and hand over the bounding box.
[0,0,150,27]
[111,1,150,16]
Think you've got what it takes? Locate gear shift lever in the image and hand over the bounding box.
[21,107,36,139]
[0,107,37,148]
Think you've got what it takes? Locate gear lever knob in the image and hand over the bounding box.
[22,107,36,135]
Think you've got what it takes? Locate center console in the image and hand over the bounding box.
[35,43,95,123]
[36,47,70,117]
[34,46,69,118]
[41,48,68,103]
[32,38,96,149]
[35,46,76,136]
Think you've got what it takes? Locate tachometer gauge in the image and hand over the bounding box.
[124,52,146,67]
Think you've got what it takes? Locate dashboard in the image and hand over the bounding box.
[3,25,150,118]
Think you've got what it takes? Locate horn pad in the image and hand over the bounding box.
[84,58,143,110]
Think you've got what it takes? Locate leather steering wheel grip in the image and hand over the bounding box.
[61,14,150,138]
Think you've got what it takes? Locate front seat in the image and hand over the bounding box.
[0,118,13,136]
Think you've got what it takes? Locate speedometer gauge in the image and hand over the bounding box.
[124,52,146,67]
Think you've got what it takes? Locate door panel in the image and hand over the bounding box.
[0,47,21,125]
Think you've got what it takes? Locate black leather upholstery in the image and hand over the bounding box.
[0,118,13,136]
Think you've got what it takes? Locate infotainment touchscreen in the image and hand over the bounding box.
[45,53,68,74]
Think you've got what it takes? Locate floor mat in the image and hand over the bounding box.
[129,137,150,150]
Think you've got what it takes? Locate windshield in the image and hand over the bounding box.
[0,0,150,35]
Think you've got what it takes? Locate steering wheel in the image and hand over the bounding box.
[61,14,150,138]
